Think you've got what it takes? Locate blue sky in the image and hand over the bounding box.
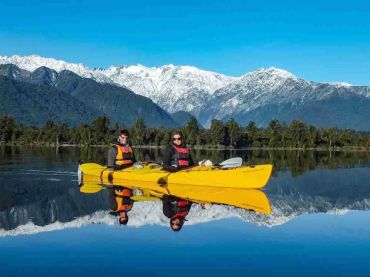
[0,0,369,84]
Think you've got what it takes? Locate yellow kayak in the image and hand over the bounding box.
[79,162,273,189]
[80,178,271,214]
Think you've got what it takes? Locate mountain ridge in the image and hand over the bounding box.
[1,54,370,130]
[0,64,179,127]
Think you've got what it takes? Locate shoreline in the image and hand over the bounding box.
[1,143,369,152]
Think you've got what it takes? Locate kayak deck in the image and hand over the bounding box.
[80,163,273,189]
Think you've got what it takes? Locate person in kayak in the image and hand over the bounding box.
[107,129,136,171]
[108,187,134,225]
[162,131,194,172]
[162,195,192,232]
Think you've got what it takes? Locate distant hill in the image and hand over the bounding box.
[0,64,179,127]
[0,75,102,126]
[171,111,194,126]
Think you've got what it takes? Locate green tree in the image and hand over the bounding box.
[267,119,283,147]
[131,117,147,145]
[226,118,242,147]
[78,123,92,146]
[182,116,200,146]
[290,120,307,148]
[209,119,226,146]
[306,125,318,147]
[245,121,258,147]
[0,116,15,143]
[91,116,110,144]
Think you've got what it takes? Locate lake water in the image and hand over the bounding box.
[1,146,370,276]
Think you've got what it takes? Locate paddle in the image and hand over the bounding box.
[217,157,243,169]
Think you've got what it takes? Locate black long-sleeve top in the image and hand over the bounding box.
[162,195,192,219]
[162,145,194,169]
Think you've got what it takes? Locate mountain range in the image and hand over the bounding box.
[1,54,370,130]
[0,63,178,127]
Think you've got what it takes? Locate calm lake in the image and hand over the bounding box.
[1,146,370,276]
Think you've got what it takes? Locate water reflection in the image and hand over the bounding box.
[79,179,271,232]
[0,146,370,237]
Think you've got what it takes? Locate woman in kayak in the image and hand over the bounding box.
[107,129,136,171]
[108,187,134,225]
[162,131,194,172]
[162,195,192,232]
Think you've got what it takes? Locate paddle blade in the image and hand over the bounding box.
[219,157,243,168]
[80,182,105,194]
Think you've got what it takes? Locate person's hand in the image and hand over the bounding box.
[162,166,178,173]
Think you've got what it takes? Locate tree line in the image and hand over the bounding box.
[1,115,369,149]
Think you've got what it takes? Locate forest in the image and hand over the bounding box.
[1,115,369,149]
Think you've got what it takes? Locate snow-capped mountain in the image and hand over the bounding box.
[199,67,370,129]
[0,55,236,116]
[200,67,312,123]
[1,54,370,130]
[0,54,113,84]
[101,64,237,115]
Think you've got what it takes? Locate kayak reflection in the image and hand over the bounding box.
[79,177,271,231]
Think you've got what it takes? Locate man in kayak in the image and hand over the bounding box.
[162,131,194,172]
[162,195,192,232]
[108,129,135,171]
[109,187,134,225]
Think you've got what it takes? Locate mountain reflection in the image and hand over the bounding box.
[80,180,271,231]
[1,147,370,236]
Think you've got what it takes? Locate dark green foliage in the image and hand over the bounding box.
[226,118,243,147]
[0,115,369,149]
[131,117,147,145]
[209,119,227,145]
[182,116,200,146]
[0,116,14,142]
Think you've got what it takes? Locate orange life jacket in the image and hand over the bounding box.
[172,200,190,218]
[115,145,134,166]
[113,188,133,212]
[172,145,190,167]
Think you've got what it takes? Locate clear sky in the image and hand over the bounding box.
[0,0,369,84]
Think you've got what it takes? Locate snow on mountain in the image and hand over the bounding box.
[199,67,370,127]
[199,67,312,125]
[0,54,113,84]
[329,82,352,87]
[2,54,369,129]
[101,64,237,114]
[0,55,237,116]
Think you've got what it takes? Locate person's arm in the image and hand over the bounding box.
[108,189,118,211]
[162,146,173,167]
[107,146,118,170]
[162,195,176,218]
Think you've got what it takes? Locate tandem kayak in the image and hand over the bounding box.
[79,162,273,189]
